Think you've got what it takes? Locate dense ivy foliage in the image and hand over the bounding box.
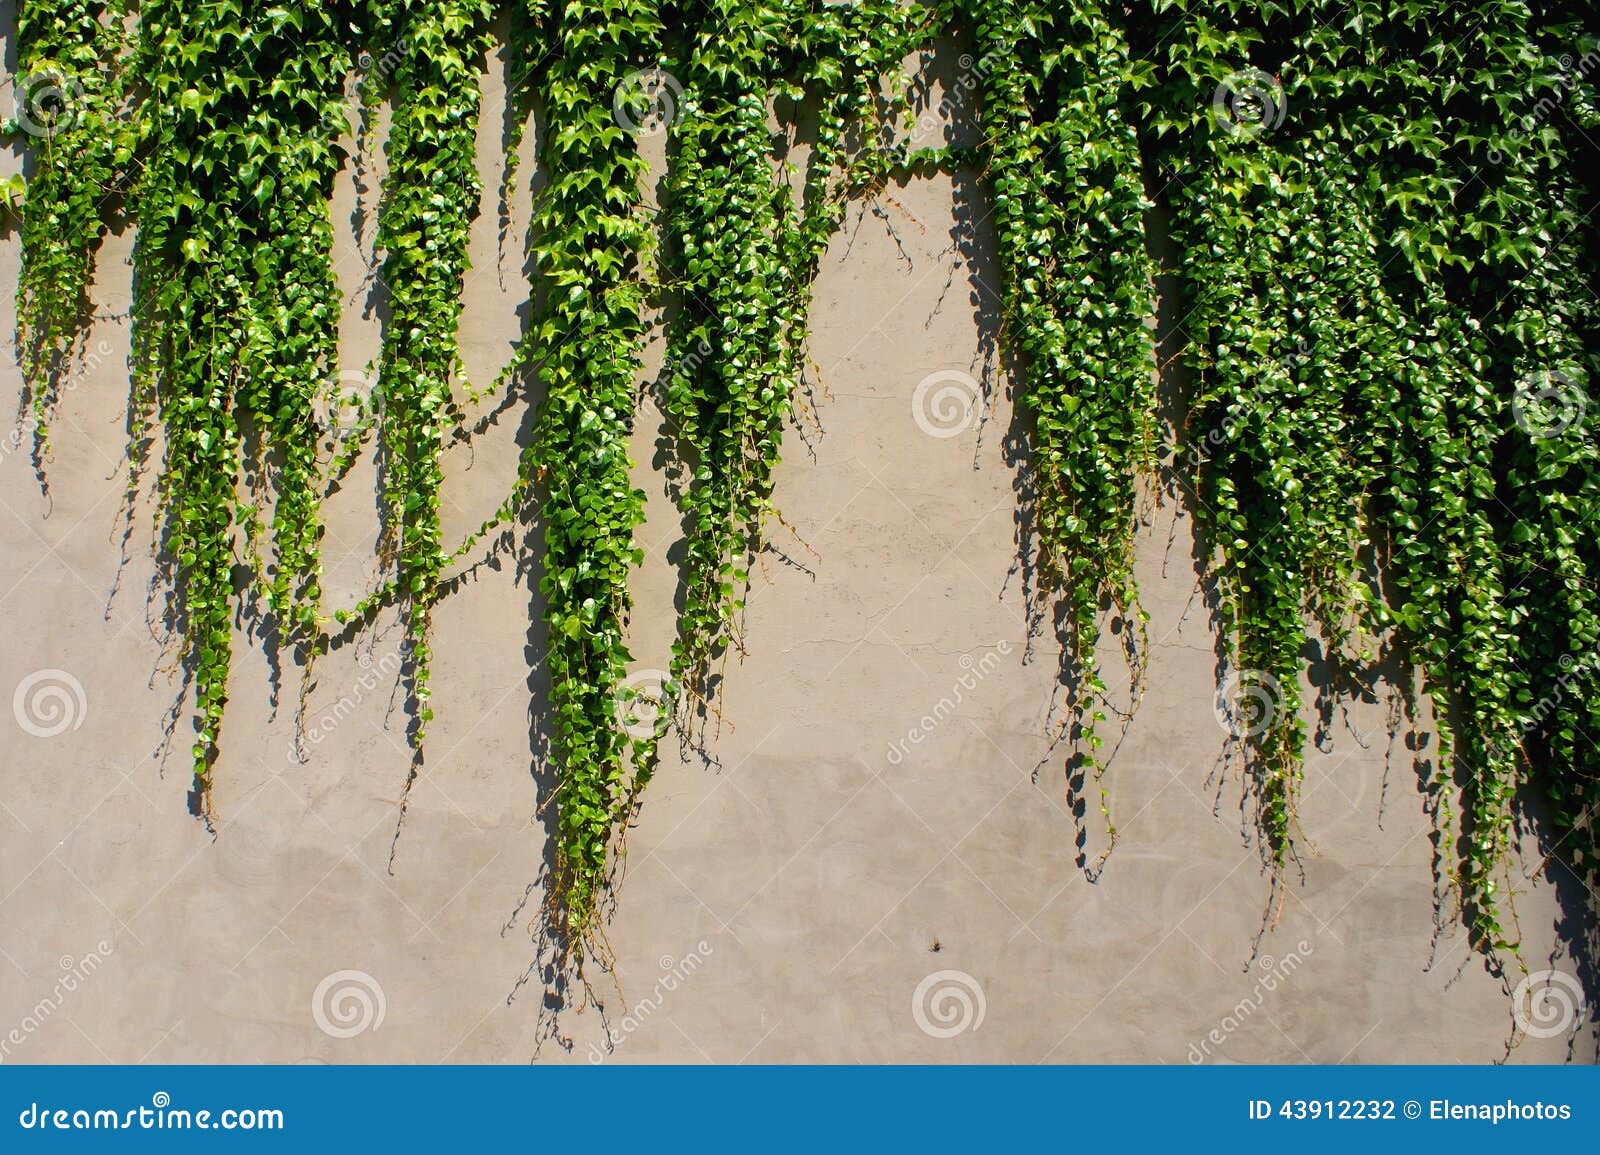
[128,1,354,806]
[655,0,923,751]
[1132,0,1600,950]
[8,0,1598,976]
[362,0,494,757]
[947,0,1159,853]
[502,0,661,958]
[10,1,129,464]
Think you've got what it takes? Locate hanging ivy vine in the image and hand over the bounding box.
[504,0,661,960]
[8,0,1598,983]
[359,0,494,760]
[9,0,130,466]
[129,0,353,810]
[654,0,923,751]
[949,0,1159,856]
[1134,0,1599,951]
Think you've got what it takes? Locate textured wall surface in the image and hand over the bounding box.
[2,29,1595,1064]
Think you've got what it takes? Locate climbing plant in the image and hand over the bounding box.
[1133,0,1599,950]
[654,0,924,750]
[504,0,662,960]
[948,0,1159,854]
[359,0,494,760]
[7,0,1598,982]
[129,0,353,808]
[9,0,130,465]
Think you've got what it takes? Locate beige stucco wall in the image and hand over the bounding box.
[2,25,1594,1064]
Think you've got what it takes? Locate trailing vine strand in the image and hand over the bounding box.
[130,0,353,807]
[10,1,130,467]
[655,0,923,750]
[8,0,1598,982]
[953,0,1159,857]
[365,0,494,759]
[507,0,661,961]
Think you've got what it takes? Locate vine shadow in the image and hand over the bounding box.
[483,76,626,1057]
[3,3,134,507]
[1139,159,1599,1016]
[943,143,1154,884]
